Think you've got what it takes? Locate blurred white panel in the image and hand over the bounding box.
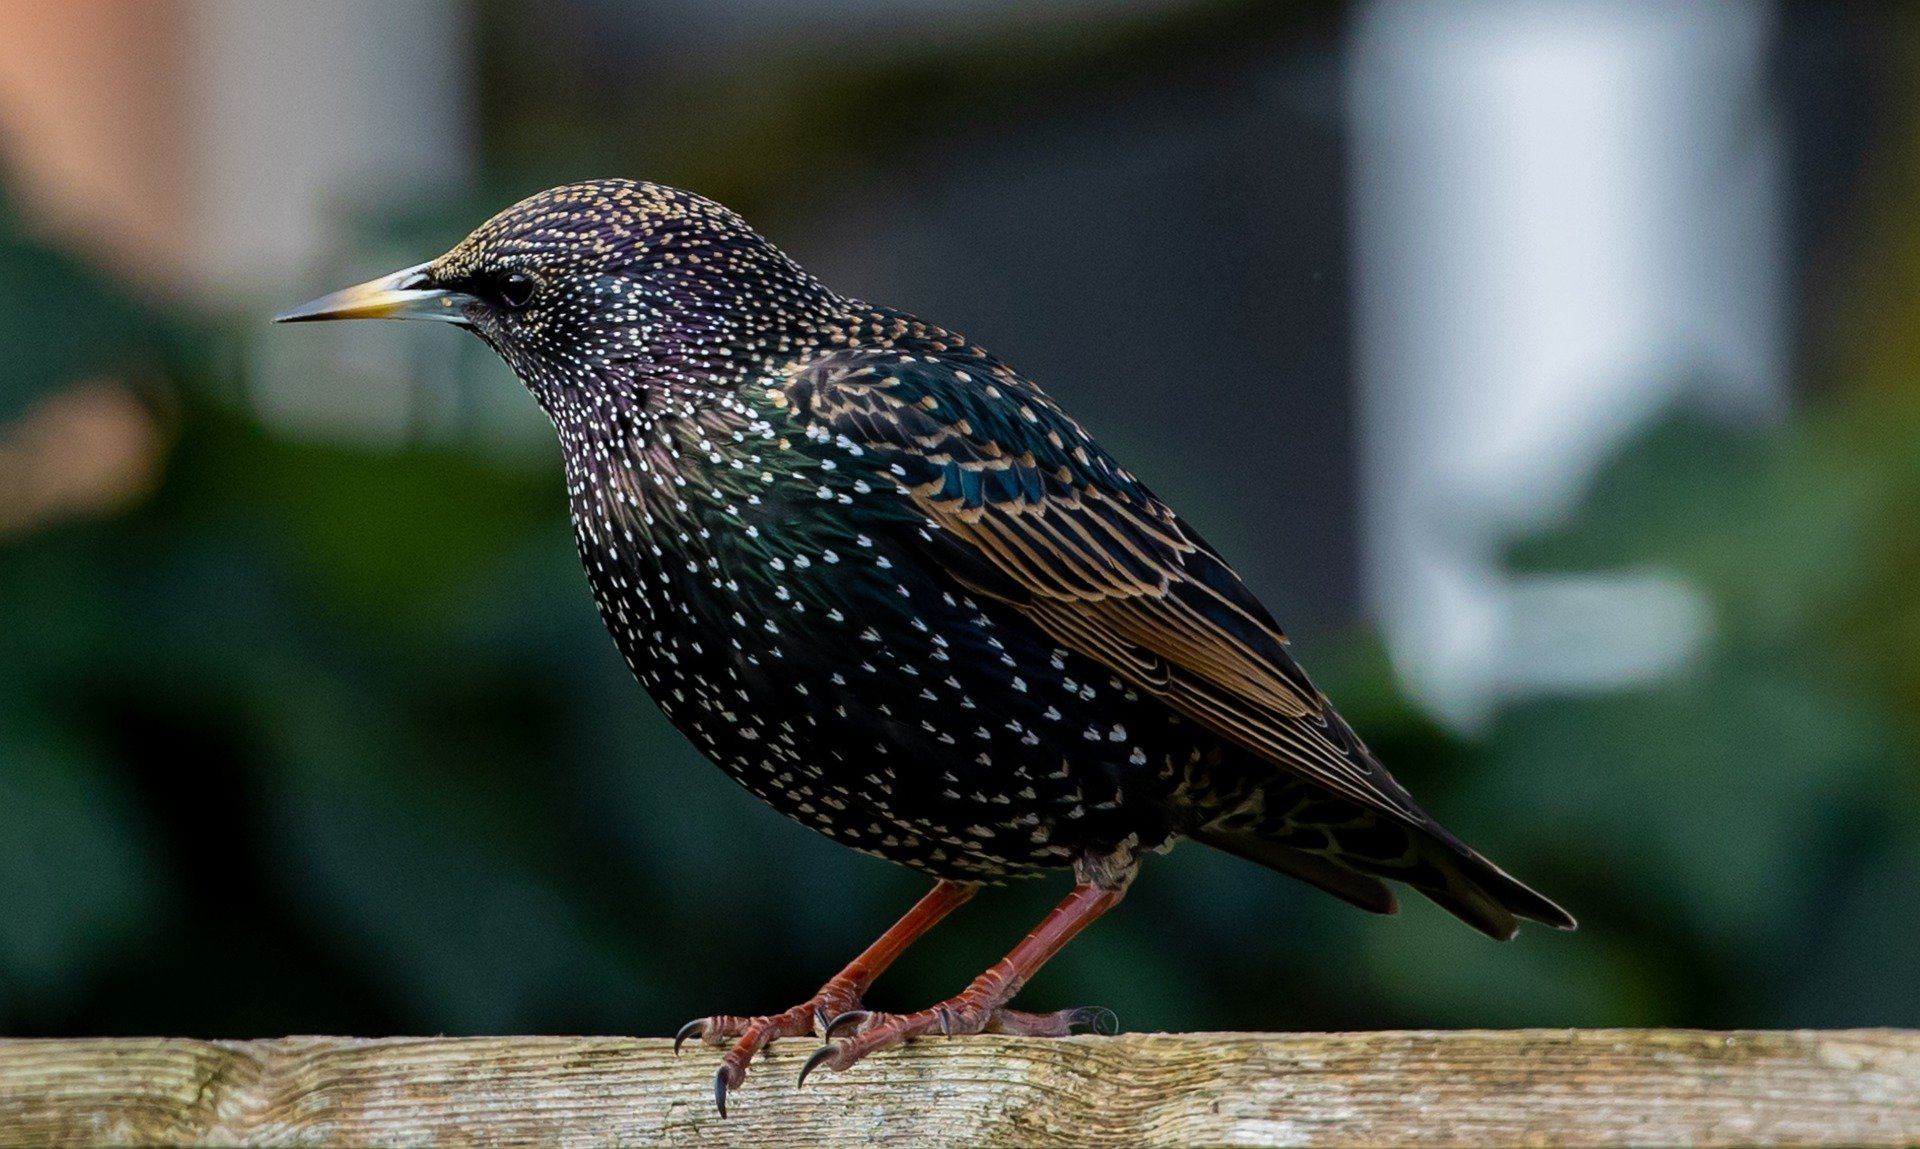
[181,0,497,446]
[183,0,470,297]
[1350,0,1784,726]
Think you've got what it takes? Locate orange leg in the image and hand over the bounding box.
[799,881,1126,1086]
[678,878,977,1116]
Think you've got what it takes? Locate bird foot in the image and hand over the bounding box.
[798,1001,1117,1085]
[675,981,866,1117]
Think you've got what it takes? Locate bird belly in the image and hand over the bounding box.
[587,536,1204,880]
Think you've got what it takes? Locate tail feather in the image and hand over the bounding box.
[1280,706,1574,938]
[1197,810,1575,941]
[1193,826,1400,916]
[1444,845,1578,934]
[1347,830,1575,940]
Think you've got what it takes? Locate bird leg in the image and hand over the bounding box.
[677,878,977,1115]
[799,881,1126,1084]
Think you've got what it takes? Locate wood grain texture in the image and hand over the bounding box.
[0,1030,1915,1147]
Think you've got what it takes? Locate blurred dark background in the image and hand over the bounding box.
[2,0,1918,1040]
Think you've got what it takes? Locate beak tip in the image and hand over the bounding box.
[272,297,349,325]
[272,303,340,323]
[270,262,460,327]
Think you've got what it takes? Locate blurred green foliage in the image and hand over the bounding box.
[1487,400,1920,1027]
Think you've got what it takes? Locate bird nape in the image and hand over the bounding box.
[277,179,1573,1115]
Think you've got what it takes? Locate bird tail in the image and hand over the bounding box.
[1394,832,1577,940]
[1195,813,1575,941]
[1194,827,1402,917]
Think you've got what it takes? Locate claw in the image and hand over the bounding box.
[823,1009,870,1039]
[674,1018,706,1056]
[713,1065,731,1118]
[797,1043,839,1088]
[1069,1005,1120,1036]
[936,1005,954,1037]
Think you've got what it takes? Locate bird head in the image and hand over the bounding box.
[276,179,839,411]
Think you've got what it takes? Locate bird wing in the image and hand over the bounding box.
[783,346,1425,823]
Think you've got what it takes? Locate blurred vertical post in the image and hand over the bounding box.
[185,0,478,443]
[181,0,471,306]
[1348,0,1787,727]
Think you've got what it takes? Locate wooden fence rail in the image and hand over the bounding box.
[1,1030,1916,1147]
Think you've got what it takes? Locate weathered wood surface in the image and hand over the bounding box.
[1,1030,1915,1147]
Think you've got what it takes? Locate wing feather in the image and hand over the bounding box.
[787,347,1423,822]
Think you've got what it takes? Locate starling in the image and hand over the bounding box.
[277,180,1573,1112]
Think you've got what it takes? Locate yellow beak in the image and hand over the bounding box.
[274,261,472,324]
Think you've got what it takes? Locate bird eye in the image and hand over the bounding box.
[496,270,536,309]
